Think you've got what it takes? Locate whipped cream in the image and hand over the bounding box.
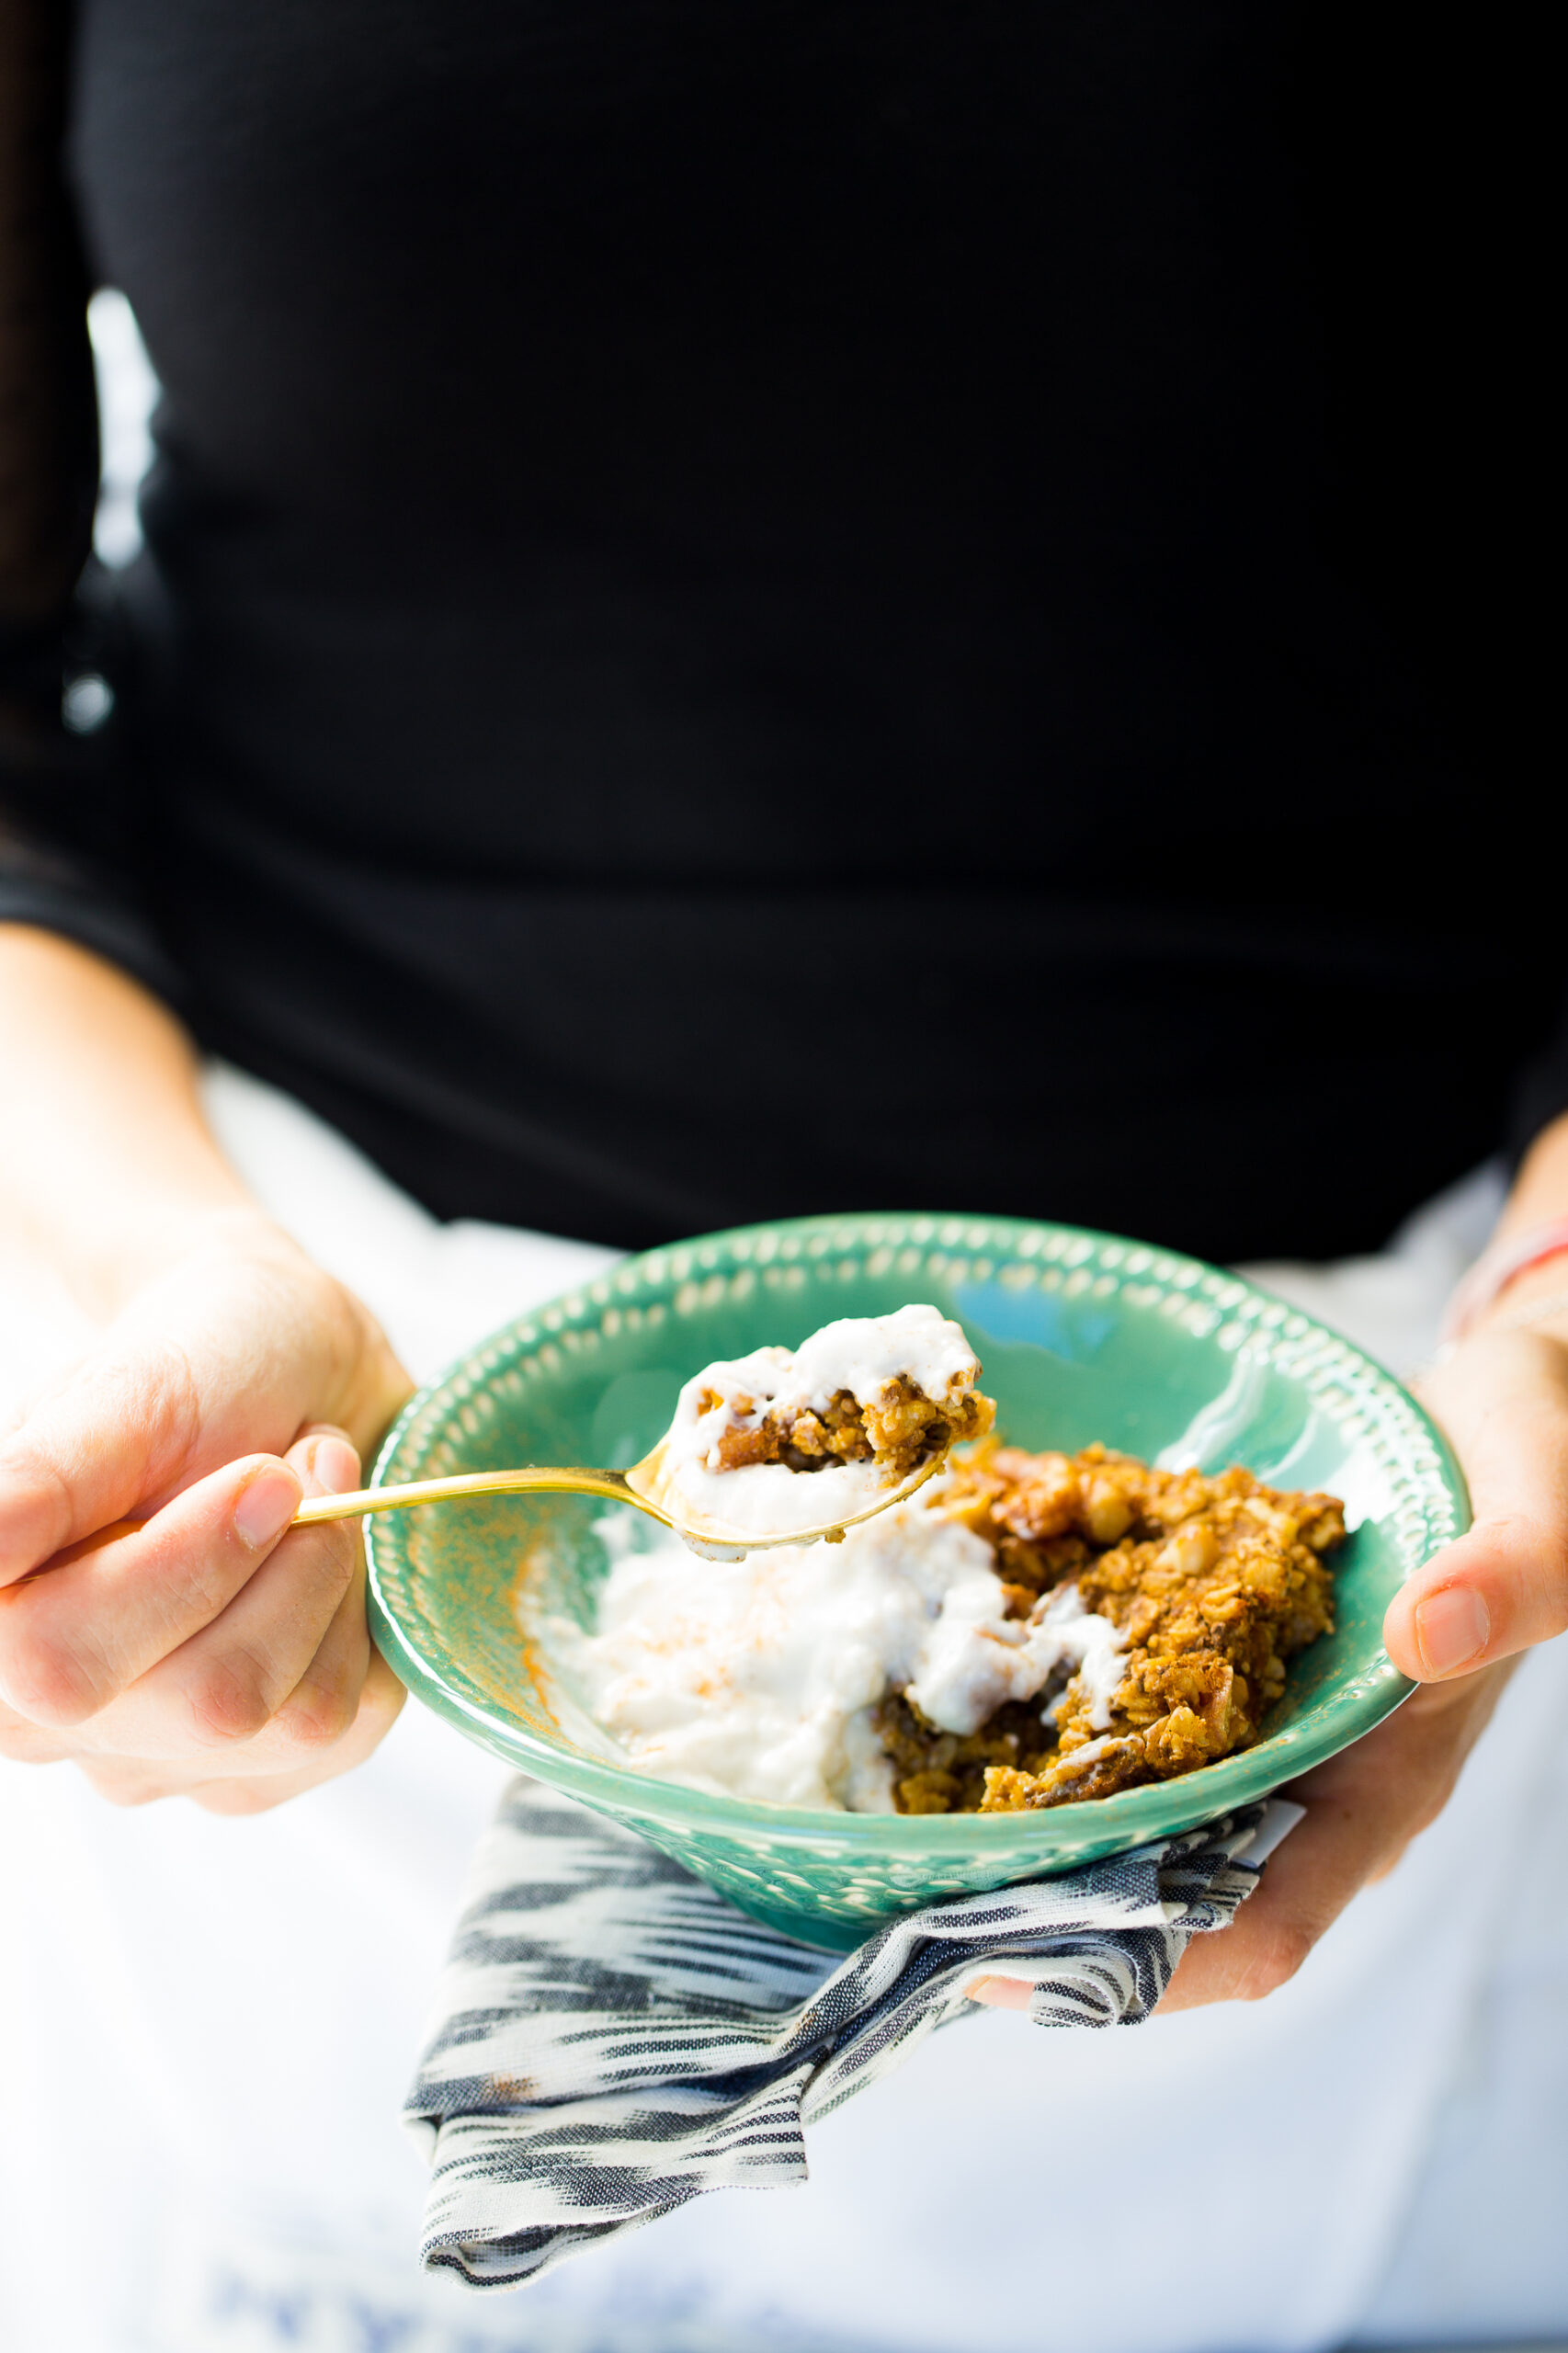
[653,1304,983,1540]
[542,1493,1128,1813]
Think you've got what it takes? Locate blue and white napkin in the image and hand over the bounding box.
[404,1781,1300,2290]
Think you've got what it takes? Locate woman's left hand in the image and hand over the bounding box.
[972,1276,1568,2018]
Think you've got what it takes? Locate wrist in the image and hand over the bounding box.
[1442,1209,1568,1345]
[105,1208,412,1454]
[18,1191,277,1321]
[1470,1258,1568,1344]
[110,1198,303,1290]
[0,926,267,1314]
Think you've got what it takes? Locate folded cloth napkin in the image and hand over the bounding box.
[404,1780,1301,2290]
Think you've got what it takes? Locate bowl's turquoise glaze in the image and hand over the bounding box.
[366,1211,1468,1951]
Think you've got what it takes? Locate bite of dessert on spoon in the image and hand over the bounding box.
[293,1303,995,1557]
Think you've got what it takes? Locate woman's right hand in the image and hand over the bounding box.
[0,1207,414,1810]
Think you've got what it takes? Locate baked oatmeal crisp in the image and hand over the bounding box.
[880,1442,1344,1813]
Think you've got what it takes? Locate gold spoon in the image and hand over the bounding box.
[291,1435,947,1559]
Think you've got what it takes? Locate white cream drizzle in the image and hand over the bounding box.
[542,1493,1129,1813]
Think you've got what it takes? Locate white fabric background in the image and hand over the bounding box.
[3,1063,1566,2353]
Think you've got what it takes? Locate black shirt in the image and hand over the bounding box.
[2,2,1562,1255]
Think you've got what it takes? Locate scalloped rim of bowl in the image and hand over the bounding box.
[365,1210,1468,1858]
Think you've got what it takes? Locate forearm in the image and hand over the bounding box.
[0,929,412,1815]
[0,924,258,1313]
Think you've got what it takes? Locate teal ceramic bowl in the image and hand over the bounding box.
[366,1211,1468,1951]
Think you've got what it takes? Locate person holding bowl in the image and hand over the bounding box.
[2,4,1562,2346]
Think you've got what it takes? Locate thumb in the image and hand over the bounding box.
[0,1334,204,1586]
[0,1313,301,1587]
[1386,1329,1568,1680]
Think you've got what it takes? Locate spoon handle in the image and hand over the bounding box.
[292,1465,640,1526]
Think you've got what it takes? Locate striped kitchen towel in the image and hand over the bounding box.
[404,1781,1300,2290]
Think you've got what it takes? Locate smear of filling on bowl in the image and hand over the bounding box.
[642,1302,996,1541]
[543,1443,1346,1814]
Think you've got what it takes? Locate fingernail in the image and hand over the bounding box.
[1415,1585,1490,1677]
[964,1975,1032,2011]
[308,1436,360,1496]
[234,1469,301,1550]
